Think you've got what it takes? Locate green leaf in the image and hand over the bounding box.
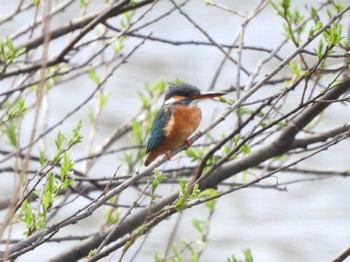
[34,189,41,197]
[20,199,37,235]
[314,39,324,59]
[233,134,241,145]
[137,91,149,107]
[60,152,74,180]
[154,252,163,262]
[8,97,27,119]
[289,60,301,78]
[16,47,26,57]
[0,36,25,65]
[6,36,15,60]
[124,10,132,20]
[201,188,217,212]
[62,177,73,188]
[47,173,55,194]
[5,121,17,147]
[98,90,111,107]
[114,41,124,53]
[206,198,217,212]
[53,149,63,162]
[152,169,165,189]
[55,131,65,150]
[172,245,183,262]
[0,43,7,64]
[122,151,133,166]
[277,120,286,128]
[104,206,121,225]
[178,177,187,198]
[227,256,238,262]
[80,0,88,7]
[281,0,291,10]
[310,7,318,20]
[191,183,200,198]
[89,67,100,84]
[269,0,283,17]
[243,248,254,262]
[308,20,322,38]
[240,144,250,154]
[326,9,333,19]
[153,79,166,94]
[88,249,97,258]
[131,119,143,145]
[192,218,205,234]
[42,173,56,215]
[88,106,94,121]
[218,96,228,103]
[175,198,185,209]
[331,0,344,12]
[136,224,148,237]
[175,177,191,209]
[238,107,251,115]
[185,148,201,160]
[68,120,83,146]
[39,150,46,166]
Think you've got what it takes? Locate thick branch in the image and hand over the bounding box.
[16,0,154,52]
[0,0,155,80]
[200,73,350,189]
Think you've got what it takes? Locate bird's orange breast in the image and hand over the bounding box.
[144,104,202,166]
[162,104,202,150]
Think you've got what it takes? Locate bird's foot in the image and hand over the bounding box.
[184,139,192,147]
[164,151,172,160]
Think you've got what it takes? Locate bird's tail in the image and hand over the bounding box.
[144,152,158,166]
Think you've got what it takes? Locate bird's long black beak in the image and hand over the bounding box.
[194,91,226,100]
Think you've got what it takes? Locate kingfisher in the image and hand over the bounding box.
[144,83,225,166]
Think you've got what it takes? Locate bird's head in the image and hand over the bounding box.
[163,83,225,105]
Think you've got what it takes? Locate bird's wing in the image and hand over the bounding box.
[146,106,172,153]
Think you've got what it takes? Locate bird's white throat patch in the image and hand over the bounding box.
[164,97,179,105]
[164,96,198,106]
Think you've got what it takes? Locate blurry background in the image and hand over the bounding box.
[0,0,349,261]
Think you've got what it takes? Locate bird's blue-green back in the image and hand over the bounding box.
[146,106,172,153]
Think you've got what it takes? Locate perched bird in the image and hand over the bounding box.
[144,83,225,166]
